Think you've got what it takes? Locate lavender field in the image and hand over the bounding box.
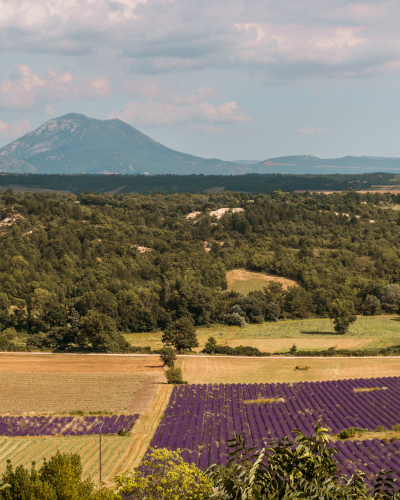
[149,377,400,486]
[0,414,138,437]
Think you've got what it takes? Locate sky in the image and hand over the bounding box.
[0,0,399,161]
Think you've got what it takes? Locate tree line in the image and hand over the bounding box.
[1,188,400,351]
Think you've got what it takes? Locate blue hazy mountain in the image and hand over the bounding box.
[1,114,400,175]
[251,155,400,175]
[0,113,247,175]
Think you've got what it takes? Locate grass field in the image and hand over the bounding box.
[124,315,400,352]
[178,356,400,385]
[226,269,298,295]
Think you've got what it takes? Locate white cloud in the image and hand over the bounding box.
[0,0,399,81]
[0,119,31,139]
[110,82,251,128]
[297,126,326,135]
[110,99,251,127]
[0,64,110,111]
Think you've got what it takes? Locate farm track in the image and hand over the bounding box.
[128,373,165,414]
[108,383,173,476]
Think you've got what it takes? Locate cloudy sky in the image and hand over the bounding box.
[0,0,399,160]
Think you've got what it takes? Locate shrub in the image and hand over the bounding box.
[266,302,280,322]
[338,427,366,439]
[295,365,310,371]
[159,346,177,367]
[115,448,213,500]
[165,367,187,385]
[362,294,381,316]
[381,284,400,312]
[203,336,218,353]
[117,427,130,436]
[391,424,400,431]
[223,313,246,327]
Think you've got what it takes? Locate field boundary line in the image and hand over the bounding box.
[3,351,400,360]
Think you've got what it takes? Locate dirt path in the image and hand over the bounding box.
[108,383,173,479]
[128,373,165,414]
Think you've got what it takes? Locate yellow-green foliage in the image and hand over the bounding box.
[115,448,213,500]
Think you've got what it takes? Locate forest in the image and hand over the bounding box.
[1,171,400,195]
[1,187,400,352]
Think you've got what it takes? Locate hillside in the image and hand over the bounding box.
[0,113,246,175]
[0,154,35,174]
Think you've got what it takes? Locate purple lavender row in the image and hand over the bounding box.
[0,414,139,436]
[146,378,400,470]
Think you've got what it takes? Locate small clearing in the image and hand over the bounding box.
[226,269,298,294]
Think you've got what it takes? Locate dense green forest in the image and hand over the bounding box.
[1,172,400,195]
[1,188,400,352]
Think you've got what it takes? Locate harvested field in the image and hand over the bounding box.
[227,338,377,352]
[0,354,163,373]
[226,269,298,295]
[178,356,400,385]
[0,372,145,414]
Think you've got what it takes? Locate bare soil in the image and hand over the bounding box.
[226,269,298,294]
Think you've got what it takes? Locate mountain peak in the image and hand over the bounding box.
[0,113,243,175]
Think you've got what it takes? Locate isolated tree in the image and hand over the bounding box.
[159,346,177,367]
[363,294,381,316]
[328,299,357,334]
[161,317,198,351]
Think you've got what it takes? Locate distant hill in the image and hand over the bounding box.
[252,155,400,175]
[1,114,400,175]
[0,113,248,175]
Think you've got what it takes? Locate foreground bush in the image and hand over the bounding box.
[208,426,399,499]
[115,448,213,500]
[0,451,117,500]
